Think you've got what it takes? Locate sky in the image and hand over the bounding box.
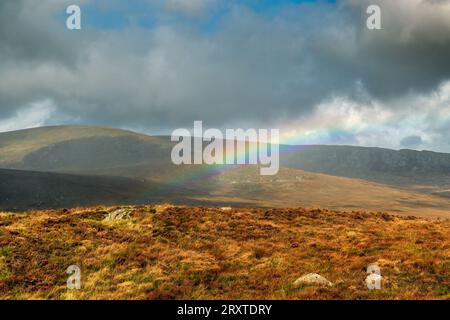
[0,0,450,152]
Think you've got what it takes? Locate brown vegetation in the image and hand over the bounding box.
[0,205,448,299]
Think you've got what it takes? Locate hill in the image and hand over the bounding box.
[281,145,450,186]
[0,205,448,299]
[1,126,450,188]
[165,166,450,218]
[0,169,147,211]
[0,126,171,175]
[1,126,450,217]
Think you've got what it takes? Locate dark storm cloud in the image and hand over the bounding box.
[0,0,449,141]
[344,0,450,98]
[0,0,85,64]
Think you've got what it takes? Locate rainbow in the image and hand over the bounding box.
[137,122,377,200]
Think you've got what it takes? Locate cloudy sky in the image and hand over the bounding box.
[1,0,450,152]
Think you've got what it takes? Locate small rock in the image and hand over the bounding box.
[291,242,299,248]
[104,208,132,221]
[221,207,232,211]
[293,273,333,287]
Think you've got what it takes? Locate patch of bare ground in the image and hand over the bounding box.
[0,205,448,299]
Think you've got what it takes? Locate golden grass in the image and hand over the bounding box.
[0,205,448,300]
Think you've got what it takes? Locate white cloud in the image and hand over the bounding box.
[0,99,55,132]
[0,0,450,153]
[280,80,450,152]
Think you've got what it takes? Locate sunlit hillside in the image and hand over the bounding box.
[0,205,448,300]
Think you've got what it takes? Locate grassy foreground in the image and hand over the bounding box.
[0,205,448,300]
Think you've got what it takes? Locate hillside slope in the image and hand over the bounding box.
[281,145,450,186]
[173,166,450,218]
[0,205,448,300]
[1,126,450,217]
[0,169,147,211]
[0,125,170,170]
[1,126,450,187]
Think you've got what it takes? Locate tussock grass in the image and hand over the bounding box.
[0,205,448,300]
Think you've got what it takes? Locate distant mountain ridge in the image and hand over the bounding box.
[0,126,146,166]
[280,145,450,185]
[1,126,449,186]
[1,126,450,216]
